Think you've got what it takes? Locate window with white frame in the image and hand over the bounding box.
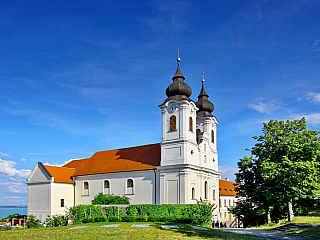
[104,180,110,195]
[126,179,134,194]
[83,181,89,196]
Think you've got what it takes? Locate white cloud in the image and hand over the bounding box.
[248,99,283,114]
[20,158,26,162]
[0,152,12,158]
[43,158,82,167]
[297,92,320,104]
[219,165,238,182]
[0,159,31,181]
[0,182,27,193]
[291,113,320,126]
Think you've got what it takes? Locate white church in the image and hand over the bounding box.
[27,54,238,222]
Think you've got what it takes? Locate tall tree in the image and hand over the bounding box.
[235,118,320,223]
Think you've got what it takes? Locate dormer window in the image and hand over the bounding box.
[170,116,176,131]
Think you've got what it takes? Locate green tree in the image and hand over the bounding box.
[235,118,320,224]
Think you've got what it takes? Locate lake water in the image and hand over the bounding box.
[0,207,28,219]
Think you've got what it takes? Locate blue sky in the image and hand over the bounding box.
[0,0,319,206]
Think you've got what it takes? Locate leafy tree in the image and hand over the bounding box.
[91,193,130,205]
[235,118,320,224]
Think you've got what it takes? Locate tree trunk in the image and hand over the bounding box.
[288,201,294,222]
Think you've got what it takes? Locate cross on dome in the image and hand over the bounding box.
[177,48,181,63]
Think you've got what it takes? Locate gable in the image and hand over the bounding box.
[71,143,161,176]
[27,162,52,183]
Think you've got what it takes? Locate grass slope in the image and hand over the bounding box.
[0,222,264,240]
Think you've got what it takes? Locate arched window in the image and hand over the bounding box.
[83,181,89,196]
[213,190,216,200]
[170,115,176,131]
[104,180,110,189]
[211,130,214,143]
[204,181,208,199]
[224,199,227,206]
[189,117,193,132]
[204,155,207,163]
[127,179,133,188]
[126,179,134,194]
[192,187,195,199]
[196,129,200,143]
[104,180,110,195]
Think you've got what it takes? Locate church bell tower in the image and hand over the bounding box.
[159,50,199,167]
[158,50,220,205]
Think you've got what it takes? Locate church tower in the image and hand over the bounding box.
[195,72,219,172]
[158,50,220,205]
[159,50,199,167]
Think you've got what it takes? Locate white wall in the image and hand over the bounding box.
[28,183,51,222]
[51,182,74,216]
[219,195,238,221]
[75,170,157,205]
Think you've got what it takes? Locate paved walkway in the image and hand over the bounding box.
[220,228,309,240]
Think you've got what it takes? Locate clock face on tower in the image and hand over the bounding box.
[167,104,177,113]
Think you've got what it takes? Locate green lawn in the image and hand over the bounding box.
[0,222,264,240]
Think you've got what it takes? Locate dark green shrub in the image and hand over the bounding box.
[82,217,93,223]
[108,216,120,222]
[121,215,136,222]
[135,216,147,222]
[94,216,107,222]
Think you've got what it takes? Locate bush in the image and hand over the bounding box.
[45,214,67,227]
[66,205,104,224]
[121,215,136,222]
[94,216,107,222]
[125,203,213,225]
[92,193,130,205]
[104,206,125,218]
[26,215,42,228]
[108,216,120,222]
[82,217,93,223]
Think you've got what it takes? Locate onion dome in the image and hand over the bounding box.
[161,49,193,105]
[165,61,192,98]
[196,75,214,117]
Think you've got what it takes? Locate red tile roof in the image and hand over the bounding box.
[43,165,76,184]
[71,143,161,176]
[42,144,160,182]
[219,179,238,196]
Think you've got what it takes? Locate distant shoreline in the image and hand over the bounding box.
[0,206,27,208]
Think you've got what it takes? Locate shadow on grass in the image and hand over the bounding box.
[152,222,264,240]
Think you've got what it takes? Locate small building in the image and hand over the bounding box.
[219,179,239,222]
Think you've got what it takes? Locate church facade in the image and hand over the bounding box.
[27,56,236,223]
